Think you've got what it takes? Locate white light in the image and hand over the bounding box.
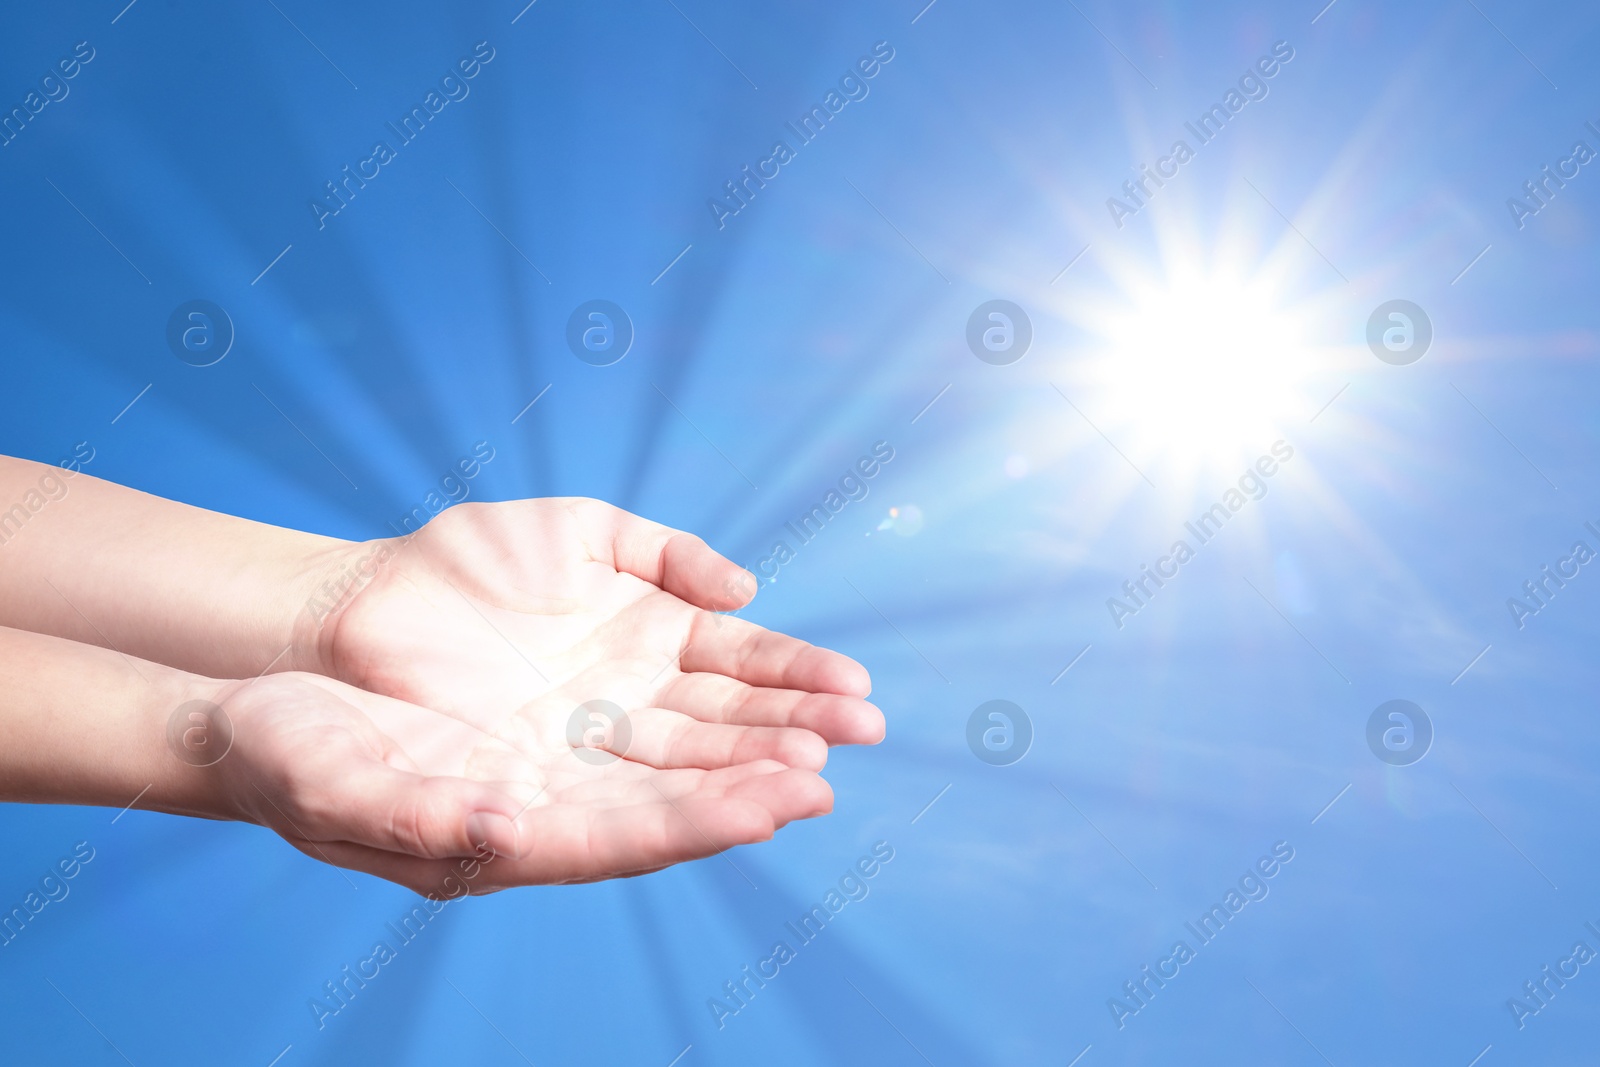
[1086,265,1314,475]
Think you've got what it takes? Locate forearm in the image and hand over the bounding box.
[0,456,351,679]
[0,625,227,818]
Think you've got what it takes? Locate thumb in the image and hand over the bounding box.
[596,503,756,611]
[289,758,531,861]
[662,532,757,612]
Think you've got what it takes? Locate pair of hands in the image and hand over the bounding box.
[210,499,884,894]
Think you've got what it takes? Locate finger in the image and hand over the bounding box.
[577,764,835,833]
[717,765,834,828]
[547,760,789,807]
[583,501,755,611]
[281,837,487,897]
[655,672,886,746]
[547,762,833,831]
[283,768,833,888]
[293,794,780,885]
[519,794,774,878]
[684,611,872,697]
[581,706,828,771]
[278,754,534,861]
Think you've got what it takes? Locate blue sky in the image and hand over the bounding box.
[2,0,1599,1063]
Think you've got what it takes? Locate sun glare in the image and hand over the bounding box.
[1083,266,1317,478]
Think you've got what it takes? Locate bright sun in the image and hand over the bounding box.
[1083,265,1316,477]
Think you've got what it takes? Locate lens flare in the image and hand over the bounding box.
[872,505,924,537]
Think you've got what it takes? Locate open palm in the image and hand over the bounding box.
[297,498,884,880]
[212,670,834,893]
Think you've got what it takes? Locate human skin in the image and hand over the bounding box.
[0,625,833,892]
[0,457,884,888]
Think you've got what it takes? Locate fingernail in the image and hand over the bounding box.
[465,812,522,859]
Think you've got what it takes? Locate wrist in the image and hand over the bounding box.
[0,626,235,820]
[147,672,249,822]
[286,537,400,680]
[0,462,364,681]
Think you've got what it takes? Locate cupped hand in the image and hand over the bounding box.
[304,498,886,772]
[202,671,833,893]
